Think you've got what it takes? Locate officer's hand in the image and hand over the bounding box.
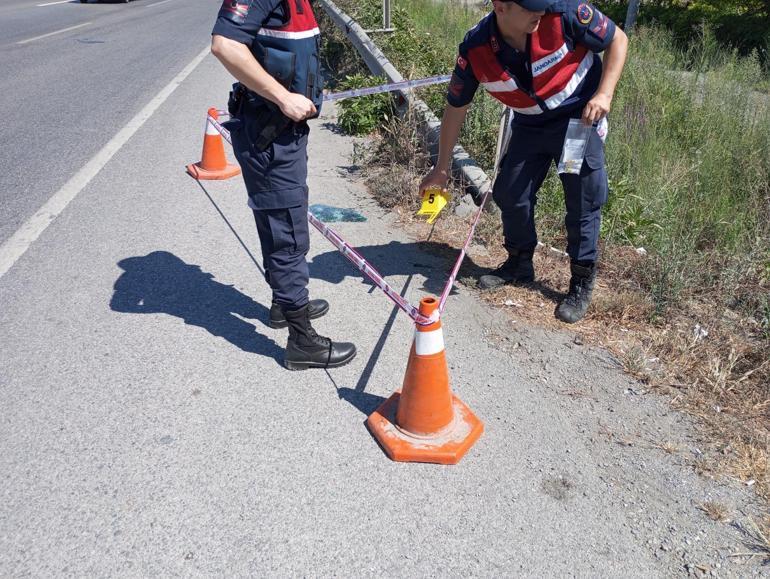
[418,167,450,198]
[581,93,612,125]
[280,93,317,122]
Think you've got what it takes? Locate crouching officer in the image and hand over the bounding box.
[420,0,628,323]
[211,0,356,370]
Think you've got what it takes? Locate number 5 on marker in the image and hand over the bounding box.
[416,186,450,224]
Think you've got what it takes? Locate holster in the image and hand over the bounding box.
[249,99,294,153]
[228,82,295,153]
[227,82,246,117]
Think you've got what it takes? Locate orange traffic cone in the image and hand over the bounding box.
[367,296,483,464]
[186,108,241,180]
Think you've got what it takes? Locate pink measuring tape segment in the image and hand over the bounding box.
[206,103,489,327]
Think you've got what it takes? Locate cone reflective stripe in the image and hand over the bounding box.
[367,296,483,464]
[186,108,241,180]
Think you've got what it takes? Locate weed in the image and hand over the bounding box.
[731,516,770,563]
[654,441,680,454]
[336,74,395,136]
[698,501,730,522]
[619,344,648,379]
[322,0,770,507]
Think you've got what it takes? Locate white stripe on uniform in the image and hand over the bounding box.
[481,78,519,93]
[509,103,543,115]
[257,27,320,40]
[543,52,594,110]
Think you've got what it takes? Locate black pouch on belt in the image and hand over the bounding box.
[250,100,294,153]
[227,82,246,116]
[222,82,247,132]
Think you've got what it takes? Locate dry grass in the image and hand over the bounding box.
[698,501,731,522]
[750,517,770,561]
[355,107,770,507]
[653,441,680,455]
[730,516,770,564]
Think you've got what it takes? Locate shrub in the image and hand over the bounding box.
[336,74,395,135]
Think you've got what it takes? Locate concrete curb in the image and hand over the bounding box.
[319,0,492,210]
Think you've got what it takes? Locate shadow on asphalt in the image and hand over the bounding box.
[329,275,416,417]
[311,238,569,307]
[192,179,266,278]
[110,251,283,364]
[334,387,387,416]
[309,239,488,296]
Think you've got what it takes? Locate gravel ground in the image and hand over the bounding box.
[0,45,766,577]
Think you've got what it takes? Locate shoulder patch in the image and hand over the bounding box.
[576,3,593,25]
[219,0,251,24]
[591,13,609,39]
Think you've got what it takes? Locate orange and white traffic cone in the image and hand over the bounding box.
[186,107,241,180]
[367,296,483,464]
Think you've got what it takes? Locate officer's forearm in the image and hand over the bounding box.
[435,104,470,173]
[211,35,290,107]
[596,28,628,98]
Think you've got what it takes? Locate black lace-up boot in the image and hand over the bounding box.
[478,247,535,290]
[269,298,329,329]
[283,305,356,370]
[556,262,597,323]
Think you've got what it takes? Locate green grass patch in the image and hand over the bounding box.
[323,1,769,324]
[319,0,769,507]
[335,74,396,135]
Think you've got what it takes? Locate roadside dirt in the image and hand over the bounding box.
[337,144,769,576]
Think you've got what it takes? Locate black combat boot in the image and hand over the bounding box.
[478,247,535,290]
[555,262,597,323]
[283,305,356,370]
[269,298,329,329]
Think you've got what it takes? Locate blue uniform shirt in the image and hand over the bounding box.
[212,0,287,46]
[447,0,616,124]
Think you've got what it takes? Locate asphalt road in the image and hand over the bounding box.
[0,1,765,576]
[0,0,215,245]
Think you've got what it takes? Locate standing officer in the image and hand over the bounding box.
[420,0,628,323]
[211,0,356,369]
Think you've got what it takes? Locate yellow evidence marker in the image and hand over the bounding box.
[416,186,450,224]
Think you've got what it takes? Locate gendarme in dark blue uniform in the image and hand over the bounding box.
[449,0,616,265]
[213,0,323,309]
[212,0,357,369]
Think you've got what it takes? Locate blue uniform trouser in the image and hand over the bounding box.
[230,114,311,310]
[492,115,609,263]
[252,203,310,309]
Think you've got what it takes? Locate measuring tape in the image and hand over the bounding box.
[204,74,495,327]
[214,74,451,119]
[323,74,451,102]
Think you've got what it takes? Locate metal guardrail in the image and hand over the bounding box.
[318,0,494,207]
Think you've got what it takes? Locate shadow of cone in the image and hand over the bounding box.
[367,296,483,464]
[186,107,241,180]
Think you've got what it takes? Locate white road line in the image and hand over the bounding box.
[0,44,212,280]
[37,0,74,6]
[17,22,91,44]
[146,0,175,6]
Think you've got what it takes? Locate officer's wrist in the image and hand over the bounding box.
[595,89,614,100]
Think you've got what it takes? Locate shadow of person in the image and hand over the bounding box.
[335,387,387,416]
[110,251,282,362]
[308,239,488,296]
